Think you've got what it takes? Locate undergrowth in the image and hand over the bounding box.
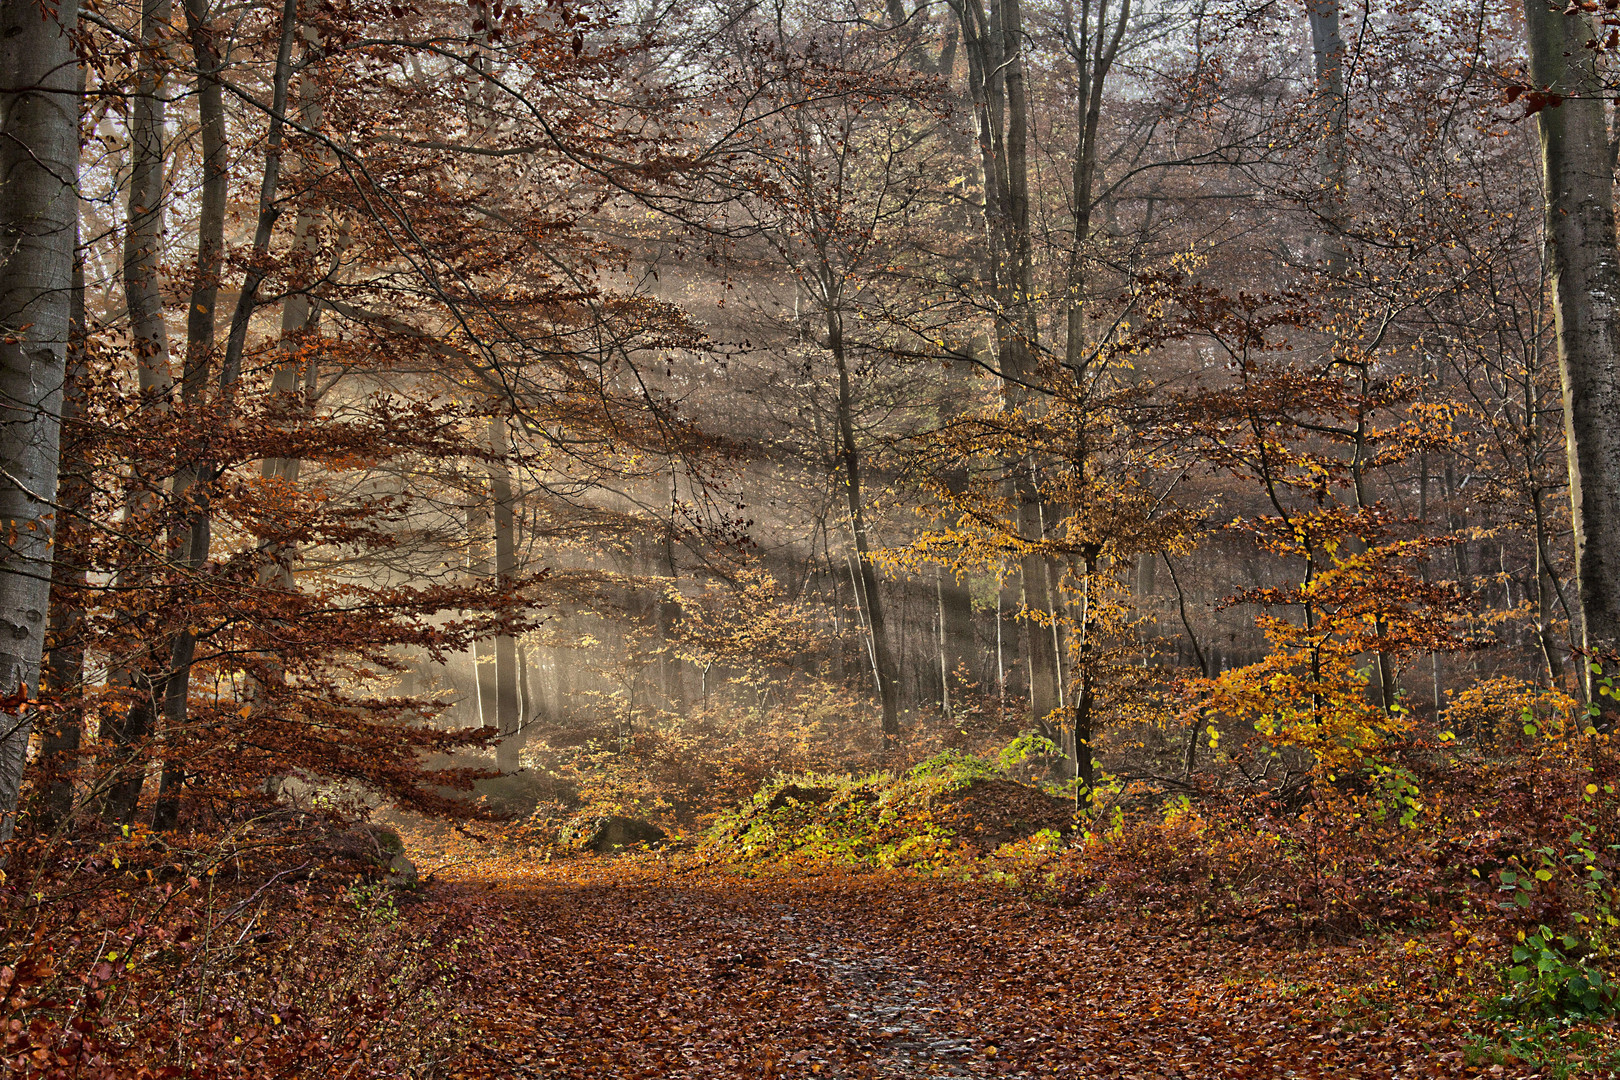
[704,738,1069,869]
[700,727,1620,1068]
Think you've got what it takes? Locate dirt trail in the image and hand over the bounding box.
[730,903,992,1078]
[430,855,1504,1079]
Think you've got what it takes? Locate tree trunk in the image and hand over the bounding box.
[829,309,899,740]
[1524,0,1620,707]
[938,568,975,701]
[150,0,300,827]
[152,2,230,829]
[1072,549,1101,804]
[261,53,327,490]
[0,0,80,844]
[952,0,1064,730]
[516,638,533,723]
[104,0,178,824]
[39,251,88,828]
[182,0,226,406]
[124,0,174,399]
[468,499,498,729]
[1305,0,1348,275]
[658,469,686,711]
[488,416,521,770]
[1162,553,1209,779]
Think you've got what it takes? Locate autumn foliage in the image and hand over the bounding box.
[7,0,1620,1077]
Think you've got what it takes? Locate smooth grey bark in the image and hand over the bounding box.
[936,562,976,700]
[115,0,181,825]
[39,251,87,827]
[468,499,498,728]
[1524,0,1620,705]
[516,638,533,723]
[0,0,80,844]
[657,468,685,710]
[487,416,521,770]
[262,54,326,489]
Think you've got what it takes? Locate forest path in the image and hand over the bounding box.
[428,854,1498,1079]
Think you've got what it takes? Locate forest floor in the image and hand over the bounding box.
[411,843,1530,1079]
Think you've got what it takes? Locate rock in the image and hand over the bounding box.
[561,813,667,853]
[322,823,418,886]
[323,823,406,864]
[387,852,419,888]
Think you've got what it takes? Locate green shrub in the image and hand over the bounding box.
[1491,926,1618,1020]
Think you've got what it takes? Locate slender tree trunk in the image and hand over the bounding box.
[125,0,173,400]
[516,638,533,723]
[182,0,226,406]
[1525,0,1620,707]
[39,251,88,828]
[488,416,521,770]
[104,0,179,823]
[1054,0,1129,775]
[953,0,1063,729]
[468,499,498,729]
[1162,553,1209,779]
[1305,0,1348,275]
[0,0,80,844]
[261,53,327,491]
[1072,547,1100,804]
[938,570,975,701]
[153,1,231,828]
[828,309,899,740]
[151,0,300,827]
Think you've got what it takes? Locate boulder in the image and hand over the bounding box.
[322,823,417,886]
[322,823,406,864]
[561,813,667,853]
[386,852,419,888]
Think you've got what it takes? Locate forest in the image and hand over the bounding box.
[4,0,1620,1075]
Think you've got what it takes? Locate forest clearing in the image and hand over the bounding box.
[7,0,1620,1075]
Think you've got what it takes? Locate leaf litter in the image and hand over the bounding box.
[423,843,1536,1079]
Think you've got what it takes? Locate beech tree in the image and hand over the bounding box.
[0,0,79,844]
[1521,0,1620,707]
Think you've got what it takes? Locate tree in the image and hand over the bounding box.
[1521,0,1620,709]
[0,0,80,844]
